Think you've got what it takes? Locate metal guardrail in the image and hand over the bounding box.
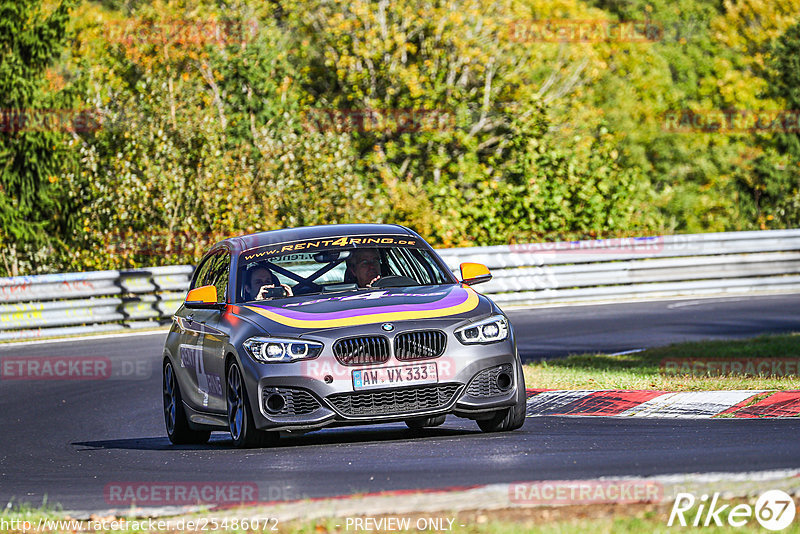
[1,230,799,341]
[0,266,192,341]
[437,229,800,305]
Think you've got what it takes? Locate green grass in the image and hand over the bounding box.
[523,333,800,391]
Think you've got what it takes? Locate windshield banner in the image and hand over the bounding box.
[241,235,420,262]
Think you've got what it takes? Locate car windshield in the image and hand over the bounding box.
[236,236,453,302]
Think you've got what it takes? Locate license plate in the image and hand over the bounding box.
[352,363,438,390]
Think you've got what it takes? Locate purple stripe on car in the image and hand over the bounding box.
[251,287,467,320]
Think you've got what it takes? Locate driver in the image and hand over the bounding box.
[345,248,382,288]
[245,265,293,300]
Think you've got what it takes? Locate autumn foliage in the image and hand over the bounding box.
[1,0,798,275]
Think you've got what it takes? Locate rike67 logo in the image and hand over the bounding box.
[669,490,796,531]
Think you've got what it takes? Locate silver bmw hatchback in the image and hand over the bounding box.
[162,224,526,448]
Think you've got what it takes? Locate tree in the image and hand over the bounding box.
[737,21,800,227]
[281,0,655,245]
[0,0,79,275]
[769,22,800,162]
[63,0,378,270]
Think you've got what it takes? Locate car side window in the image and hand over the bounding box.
[206,252,230,303]
[190,253,218,291]
[413,249,448,283]
[385,248,425,283]
[383,248,448,285]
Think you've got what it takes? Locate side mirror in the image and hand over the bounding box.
[459,262,492,285]
[185,285,224,309]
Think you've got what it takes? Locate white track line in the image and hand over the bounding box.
[0,328,169,349]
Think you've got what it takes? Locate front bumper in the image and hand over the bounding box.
[247,350,521,431]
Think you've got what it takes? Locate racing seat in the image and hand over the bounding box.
[343,268,358,284]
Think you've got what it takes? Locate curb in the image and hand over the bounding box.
[525,388,800,418]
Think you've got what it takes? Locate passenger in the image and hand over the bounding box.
[245,265,293,300]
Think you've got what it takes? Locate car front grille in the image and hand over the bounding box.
[326,384,461,417]
[466,364,514,398]
[262,387,321,416]
[394,330,447,361]
[333,336,390,366]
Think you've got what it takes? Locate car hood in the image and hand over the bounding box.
[231,285,493,335]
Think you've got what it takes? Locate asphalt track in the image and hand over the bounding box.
[0,294,798,511]
[510,293,800,361]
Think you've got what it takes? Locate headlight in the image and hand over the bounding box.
[455,315,509,344]
[242,337,323,362]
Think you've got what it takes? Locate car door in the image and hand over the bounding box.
[198,250,230,413]
[176,251,224,411]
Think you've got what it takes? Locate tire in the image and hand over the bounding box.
[163,361,211,445]
[405,414,447,430]
[477,363,526,433]
[226,361,278,448]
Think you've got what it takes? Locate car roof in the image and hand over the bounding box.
[222,224,417,253]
